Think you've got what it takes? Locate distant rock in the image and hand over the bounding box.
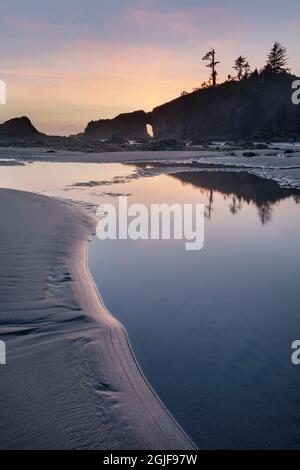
[84,110,150,141]
[4,73,300,147]
[242,152,257,158]
[0,116,42,138]
[143,138,186,151]
[254,143,269,150]
[109,134,127,145]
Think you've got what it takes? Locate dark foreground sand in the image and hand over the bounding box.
[0,189,194,450]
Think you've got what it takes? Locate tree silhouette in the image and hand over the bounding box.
[264,42,289,74]
[226,74,234,82]
[243,61,251,79]
[202,48,220,87]
[233,56,251,80]
[250,68,260,79]
[201,81,210,89]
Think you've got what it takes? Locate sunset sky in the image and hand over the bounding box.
[0,0,299,135]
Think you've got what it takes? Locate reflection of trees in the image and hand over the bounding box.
[206,189,214,219]
[293,195,300,204]
[258,203,273,225]
[228,195,273,225]
[229,196,243,215]
[172,171,300,225]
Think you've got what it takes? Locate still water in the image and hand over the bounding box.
[1,161,300,449]
[89,171,300,450]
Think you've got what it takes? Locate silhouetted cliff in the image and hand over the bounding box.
[150,74,300,141]
[2,74,300,145]
[84,110,150,141]
[0,117,42,138]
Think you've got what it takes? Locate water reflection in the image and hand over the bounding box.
[172,171,300,224]
[89,170,300,449]
[1,159,300,449]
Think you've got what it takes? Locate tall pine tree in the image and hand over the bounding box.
[202,48,220,87]
[264,42,289,74]
[233,56,251,80]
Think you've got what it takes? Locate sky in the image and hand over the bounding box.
[0,0,299,135]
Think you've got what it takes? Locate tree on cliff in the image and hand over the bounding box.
[264,42,289,75]
[250,68,260,79]
[202,48,220,87]
[233,56,251,80]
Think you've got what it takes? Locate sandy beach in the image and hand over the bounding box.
[1,0,300,455]
[0,188,194,450]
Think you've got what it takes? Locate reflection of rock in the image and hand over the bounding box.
[0,116,42,138]
[172,171,300,225]
[84,111,150,141]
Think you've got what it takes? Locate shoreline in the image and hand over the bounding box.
[0,148,206,164]
[1,147,300,191]
[0,188,194,450]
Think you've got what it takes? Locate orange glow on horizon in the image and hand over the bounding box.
[0,40,225,136]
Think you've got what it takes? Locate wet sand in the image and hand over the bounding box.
[0,188,194,450]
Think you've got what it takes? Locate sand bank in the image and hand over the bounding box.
[0,188,194,450]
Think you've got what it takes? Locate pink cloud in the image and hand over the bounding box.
[5,16,57,32]
[125,8,199,37]
[124,5,249,40]
[0,68,58,78]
